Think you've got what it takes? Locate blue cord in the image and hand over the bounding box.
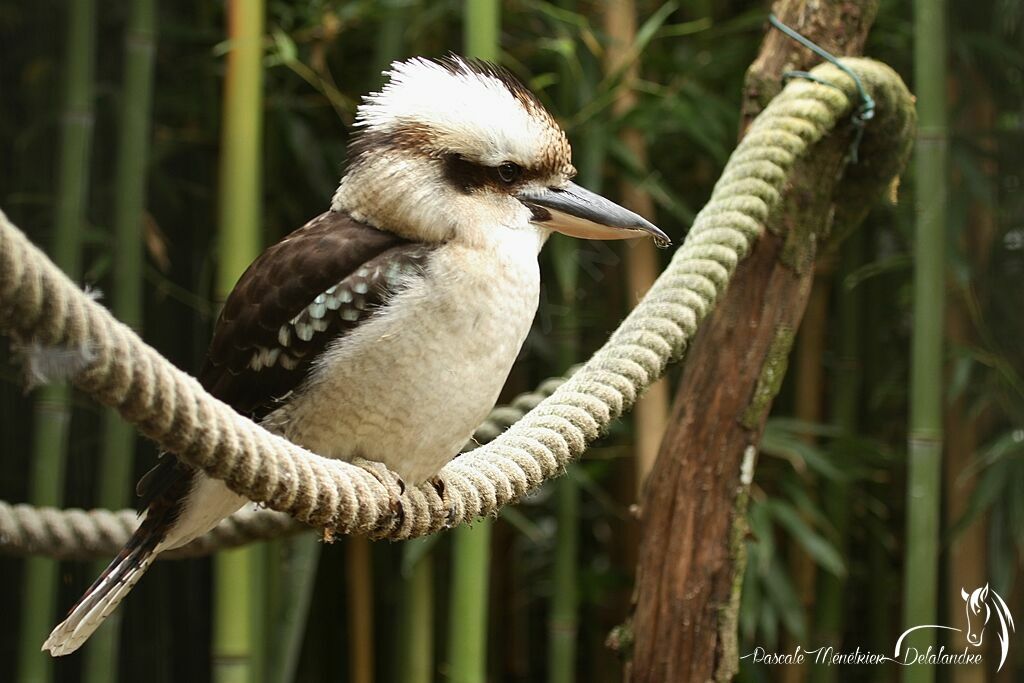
[768,14,875,163]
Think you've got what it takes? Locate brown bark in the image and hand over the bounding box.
[627,2,880,681]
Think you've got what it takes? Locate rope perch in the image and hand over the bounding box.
[0,501,300,560]
[0,60,915,554]
[0,373,571,559]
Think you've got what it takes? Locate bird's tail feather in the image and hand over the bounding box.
[42,529,164,656]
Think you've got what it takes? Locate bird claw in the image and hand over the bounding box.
[391,497,406,531]
[352,458,405,529]
[352,457,403,494]
[429,474,445,498]
[429,475,458,528]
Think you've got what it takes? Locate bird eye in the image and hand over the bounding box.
[497,162,522,184]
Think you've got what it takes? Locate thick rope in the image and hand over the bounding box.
[0,501,300,560]
[0,374,571,559]
[0,60,915,555]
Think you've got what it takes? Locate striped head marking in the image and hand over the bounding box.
[333,55,576,245]
[333,55,668,250]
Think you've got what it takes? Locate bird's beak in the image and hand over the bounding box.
[517,182,671,248]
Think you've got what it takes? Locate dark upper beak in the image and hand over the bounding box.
[517,182,671,248]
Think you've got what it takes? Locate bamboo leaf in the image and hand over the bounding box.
[766,501,847,578]
[953,458,1014,534]
[747,499,775,568]
[740,541,762,640]
[760,428,850,482]
[778,476,835,534]
[970,428,1024,472]
[843,254,913,290]
[759,598,779,650]
[763,556,806,640]
[269,28,298,66]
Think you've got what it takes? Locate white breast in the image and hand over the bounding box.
[265,227,543,484]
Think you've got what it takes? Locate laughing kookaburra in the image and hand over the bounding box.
[43,55,668,656]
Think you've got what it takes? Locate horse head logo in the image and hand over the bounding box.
[896,583,1015,671]
[961,584,1015,670]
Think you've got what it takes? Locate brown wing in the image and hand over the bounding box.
[199,209,431,419]
[137,210,432,511]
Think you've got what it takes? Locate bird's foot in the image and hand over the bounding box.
[429,475,458,528]
[353,458,405,530]
[390,497,406,531]
[429,474,445,498]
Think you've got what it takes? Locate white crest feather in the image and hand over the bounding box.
[357,56,552,166]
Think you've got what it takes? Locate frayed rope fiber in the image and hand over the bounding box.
[0,60,915,557]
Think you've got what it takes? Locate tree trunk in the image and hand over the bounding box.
[626,3,880,681]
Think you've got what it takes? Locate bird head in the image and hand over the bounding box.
[332,55,669,249]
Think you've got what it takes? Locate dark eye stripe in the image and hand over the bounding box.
[442,154,539,194]
[442,154,491,193]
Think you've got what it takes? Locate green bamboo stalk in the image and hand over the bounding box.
[548,250,581,682]
[373,0,416,78]
[17,2,96,681]
[264,540,283,679]
[267,535,320,683]
[548,24,612,679]
[448,522,492,683]
[550,471,579,682]
[214,548,257,683]
[462,0,499,61]
[447,5,500,681]
[810,232,864,683]
[212,2,264,682]
[399,539,435,683]
[82,2,157,679]
[20,393,72,683]
[216,2,263,280]
[549,224,580,682]
[902,0,947,680]
[861,225,894,671]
